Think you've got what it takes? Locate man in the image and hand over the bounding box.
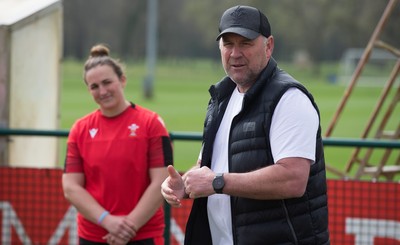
[161,5,330,245]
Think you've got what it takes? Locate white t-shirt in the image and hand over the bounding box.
[207,87,244,245]
[206,87,319,245]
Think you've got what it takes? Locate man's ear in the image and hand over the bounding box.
[266,36,274,58]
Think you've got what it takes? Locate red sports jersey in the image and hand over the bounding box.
[64,104,173,242]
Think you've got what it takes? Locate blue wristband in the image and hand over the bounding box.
[97,211,109,224]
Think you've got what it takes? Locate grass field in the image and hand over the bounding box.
[60,59,398,180]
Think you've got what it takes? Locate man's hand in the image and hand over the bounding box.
[161,165,186,207]
[184,166,215,199]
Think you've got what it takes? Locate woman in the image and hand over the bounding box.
[62,44,173,245]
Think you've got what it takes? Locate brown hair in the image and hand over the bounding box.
[83,44,125,83]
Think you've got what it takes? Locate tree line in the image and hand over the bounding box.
[63,0,399,63]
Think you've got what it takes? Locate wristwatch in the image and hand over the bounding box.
[212,173,225,194]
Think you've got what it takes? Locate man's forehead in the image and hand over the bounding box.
[221,33,257,42]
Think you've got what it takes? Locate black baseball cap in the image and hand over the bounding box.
[216,5,271,41]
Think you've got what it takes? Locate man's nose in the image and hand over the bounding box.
[230,46,242,58]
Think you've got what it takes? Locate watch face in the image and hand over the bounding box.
[214,178,224,189]
[213,174,225,193]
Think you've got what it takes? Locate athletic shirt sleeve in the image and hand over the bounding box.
[64,122,84,173]
[270,88,319,164]
[148,114,173,167]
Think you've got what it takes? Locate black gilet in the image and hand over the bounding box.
[184,58,330,245]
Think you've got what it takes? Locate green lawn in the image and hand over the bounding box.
[60,59,397,180]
